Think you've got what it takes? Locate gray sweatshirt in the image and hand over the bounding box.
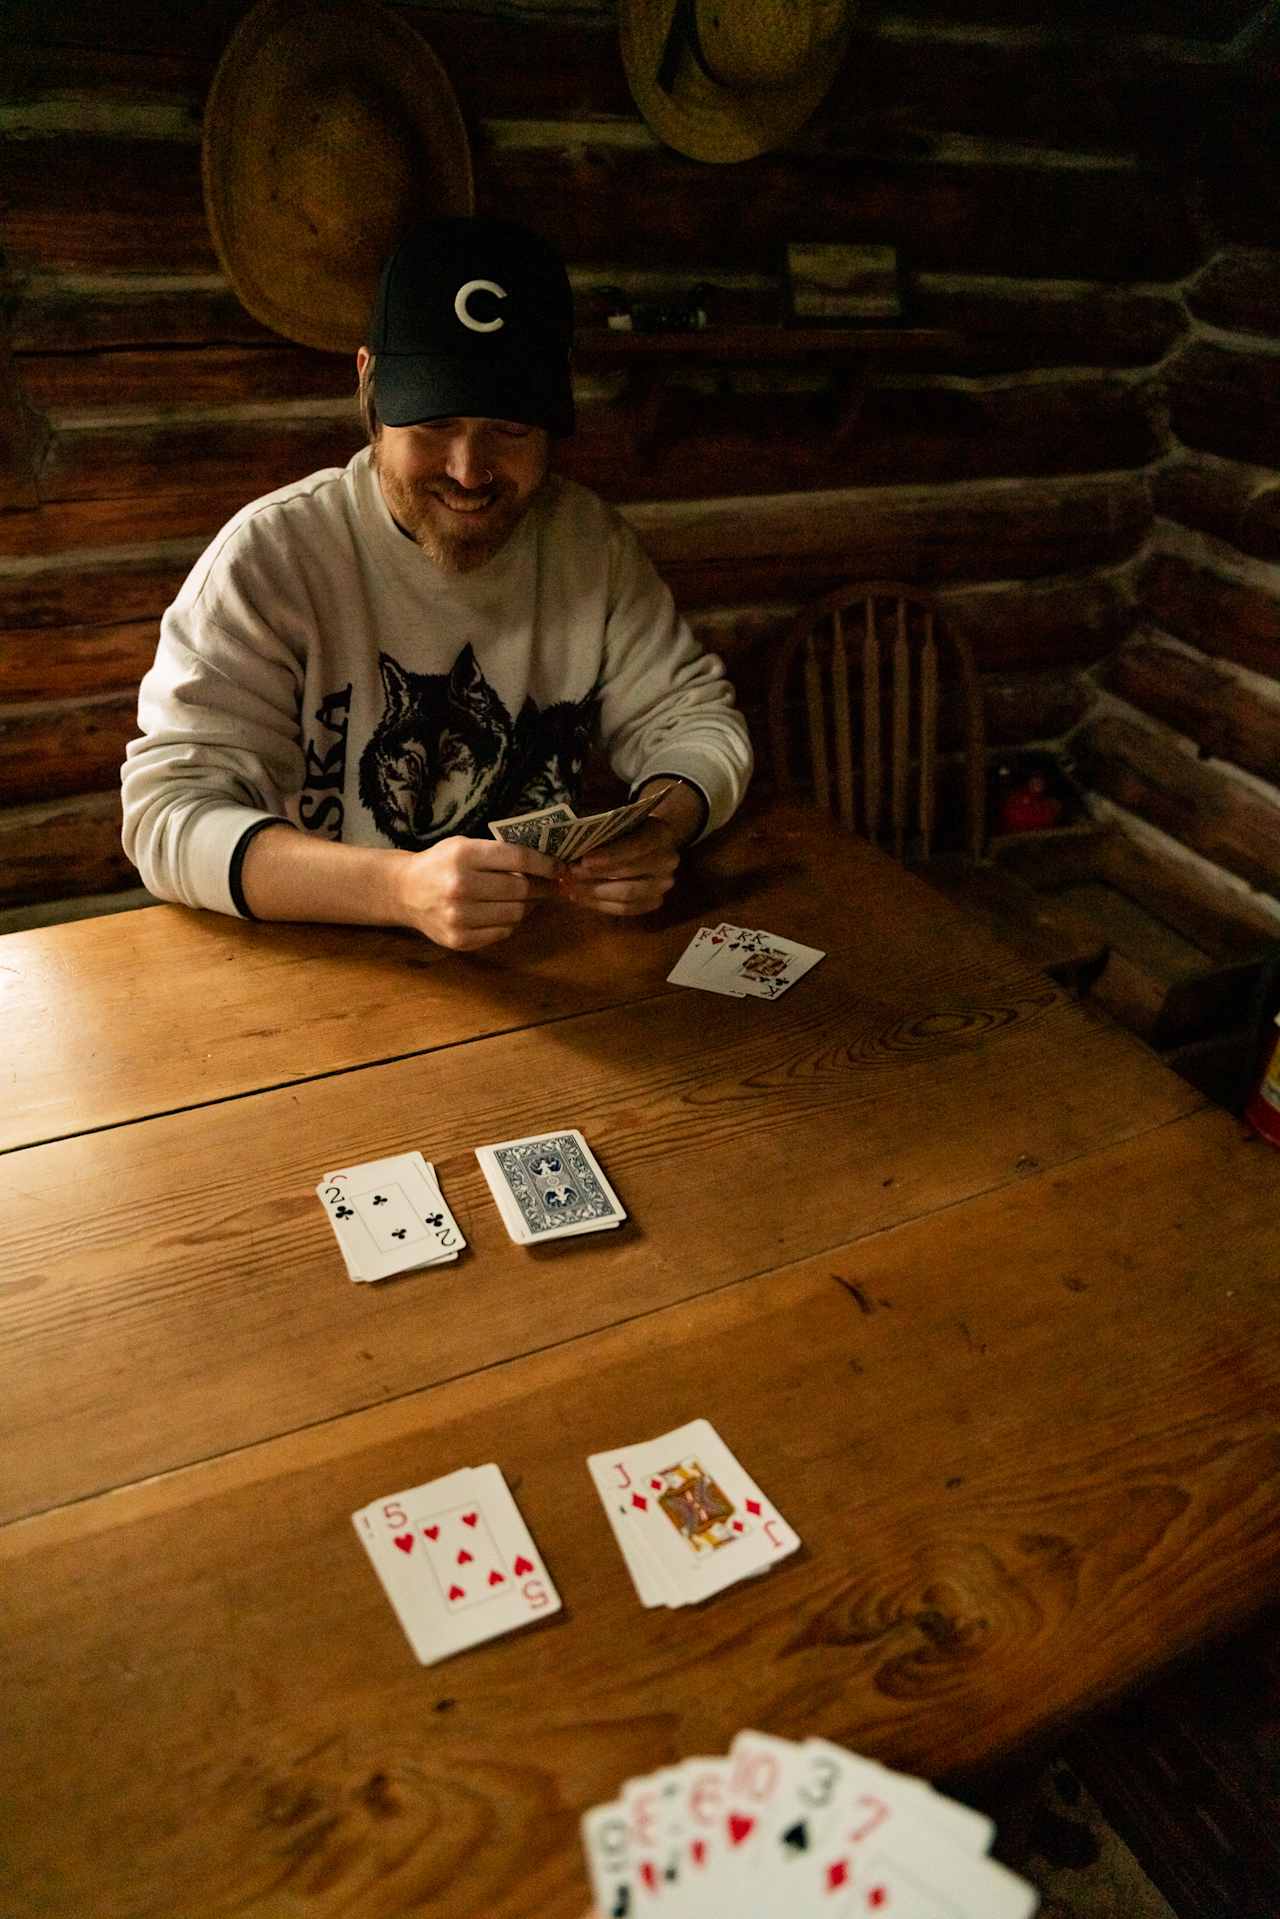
[121,448,752,915]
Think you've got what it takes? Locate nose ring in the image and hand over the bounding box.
[480,467,494,486]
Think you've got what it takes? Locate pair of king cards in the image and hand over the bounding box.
[353,1464,561,1665]
[476,1128,626,1244]
[314,1151,466,1282]
[489,782,673,863]
[588,1420,800,1609]
[668,923,825,1000]
[581,1728,1039,1917]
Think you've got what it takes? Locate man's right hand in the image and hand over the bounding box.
[392,835,558,951]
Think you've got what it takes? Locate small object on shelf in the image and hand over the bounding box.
[787,241,902,323]
[997,773,1063,834]
[594,284,711,334]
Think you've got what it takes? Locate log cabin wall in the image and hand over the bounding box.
[1,0,1277,925]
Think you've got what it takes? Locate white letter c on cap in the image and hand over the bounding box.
[455,279,506,333]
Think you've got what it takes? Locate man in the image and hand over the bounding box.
[121,216,752,950]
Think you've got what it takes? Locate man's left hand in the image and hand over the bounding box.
[558,816,682,916]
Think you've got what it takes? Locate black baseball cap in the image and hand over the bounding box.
[367,217,575,435]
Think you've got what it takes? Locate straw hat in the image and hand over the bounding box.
[201,0,474,353]
[619,0,853,164]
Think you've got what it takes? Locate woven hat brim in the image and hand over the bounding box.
[202,0,474,353]
[620,0,851,163]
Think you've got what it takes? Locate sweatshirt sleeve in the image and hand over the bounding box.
[596,515,753,837]
[120,528,307,916]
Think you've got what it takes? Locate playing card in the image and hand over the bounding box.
[316,1152,465,1281]
[580,1797,635,1919]
[710,1730,817,1901]
[673,1756,735,1901]
[668,924,825,1001]
[475,1128,626,1243]
[488,801,577,851]
[802,1737,995,1860]
[623,1765,690,1903]
[558,782,676,864]
[719,933,825,1001]
[589,1457,677,1609]
[579,1734,1038,1919]
[353,1463,560,1664]
[589,1419,799,1608]
[810,1805,1037,1916]
[666,925,746,997]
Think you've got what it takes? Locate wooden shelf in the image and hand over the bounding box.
[576,325,956,363]
[575,326,961,451]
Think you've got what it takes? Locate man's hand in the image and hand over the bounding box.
[558,815,682,917]
[392,835,557,949]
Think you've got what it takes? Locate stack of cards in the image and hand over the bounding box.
[489,782,674,863]
[668,924,825,1000]
[476,1128,626,1244]
[588,1420,800,1609]
[582,1728,1040,1917]
[315,1151,466,1282]
[353,1463,561,1665]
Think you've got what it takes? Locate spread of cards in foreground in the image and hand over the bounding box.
[668,923,825,999]
[477,1128,626,1243]
[589,1420,799,1608]
[315,1151,466,1281]
[582,1727,1040,1917]
[354,1465,560,1665]
[489,781,674,863]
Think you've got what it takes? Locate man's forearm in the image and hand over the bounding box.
[240,823,408,926]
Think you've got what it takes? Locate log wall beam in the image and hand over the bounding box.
[1098,632,1280,788]
[1072,713,1280,901]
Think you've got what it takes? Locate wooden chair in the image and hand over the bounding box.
[768,582,987,864]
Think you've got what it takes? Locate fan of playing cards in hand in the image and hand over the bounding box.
[489,783,675,860]
[581,1728,1040,1918]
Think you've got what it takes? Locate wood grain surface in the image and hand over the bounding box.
[2,1103,1276,1919]
[0,893,1202,1520]
[3,803,1076,1151]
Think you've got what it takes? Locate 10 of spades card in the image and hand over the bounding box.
[587,1419,800,1608]
[353,1463,560,1665]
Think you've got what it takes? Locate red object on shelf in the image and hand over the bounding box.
[997,774,1063,834]
[1244,1014,1280,1148]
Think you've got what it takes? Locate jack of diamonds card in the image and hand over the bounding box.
[590,1419,800,1607]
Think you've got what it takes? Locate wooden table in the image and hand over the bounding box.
[2,803,1277,1918]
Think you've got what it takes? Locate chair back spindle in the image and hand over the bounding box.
[769,583,986,865]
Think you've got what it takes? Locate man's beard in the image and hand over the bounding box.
[372,446,542,575]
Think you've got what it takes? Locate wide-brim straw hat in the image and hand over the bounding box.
[202,0,474,353]
[620,0,853,164]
